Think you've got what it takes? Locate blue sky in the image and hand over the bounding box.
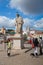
[0,0,43,31]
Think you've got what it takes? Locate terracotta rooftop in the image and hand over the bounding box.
[35,31,43,34]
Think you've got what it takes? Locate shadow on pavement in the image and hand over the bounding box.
[39,53,43,56]
[10,53,20,57]
[24,48,32,53]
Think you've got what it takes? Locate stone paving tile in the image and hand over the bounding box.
[0,49,43,65]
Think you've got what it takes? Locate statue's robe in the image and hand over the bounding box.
[15,16,23,33]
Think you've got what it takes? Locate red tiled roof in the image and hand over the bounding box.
[36,31,43,34]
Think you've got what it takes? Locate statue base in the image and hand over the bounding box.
[12,34,24,49]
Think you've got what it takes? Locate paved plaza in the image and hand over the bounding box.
[0,43,43,65]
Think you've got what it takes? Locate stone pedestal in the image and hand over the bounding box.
[12,34,24,49]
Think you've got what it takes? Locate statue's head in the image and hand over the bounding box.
[16,13,20,17]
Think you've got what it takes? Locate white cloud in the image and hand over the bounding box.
[0,16,15,28]
[9,0,43,14]
[34,18,43,28]
[23,18,34,27]
[23,18,43,30]
[9,0,21,8]
[23,18,34,31]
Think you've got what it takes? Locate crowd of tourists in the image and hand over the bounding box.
[30,37,43,57]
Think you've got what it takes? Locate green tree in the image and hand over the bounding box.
[23,34,27,41]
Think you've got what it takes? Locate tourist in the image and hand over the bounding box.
[39,37,43,55]
[7,39,11,56]
[33,38,39,56]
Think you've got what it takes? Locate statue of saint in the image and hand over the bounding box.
[15,13,24,34]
